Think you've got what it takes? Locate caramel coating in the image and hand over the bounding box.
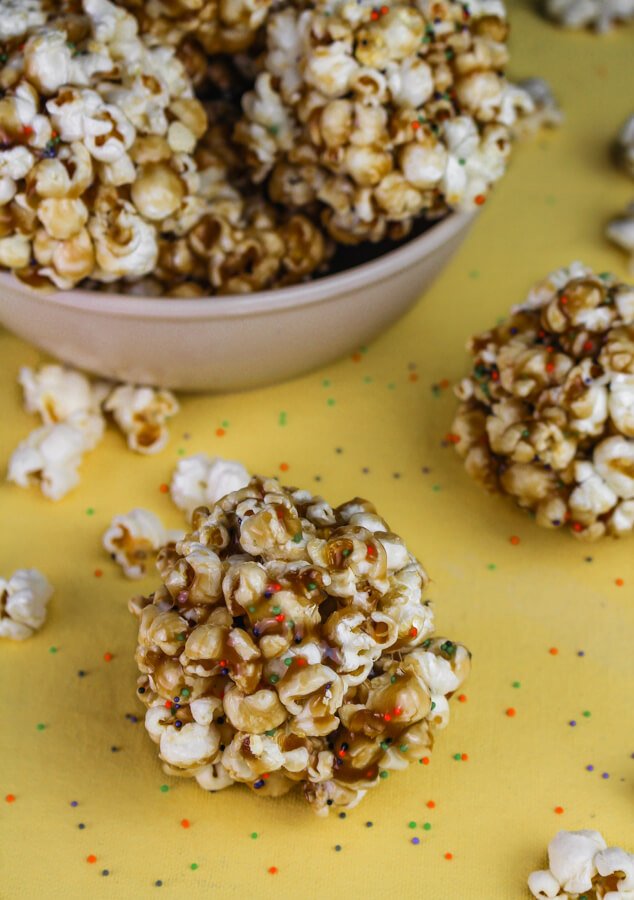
[131,477,470,814]
[452,263,634,539]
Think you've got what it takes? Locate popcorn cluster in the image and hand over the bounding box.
[130,476,470,814]
[541,0,634,31]
[0,568,53,640]
[528,829,634,899]
[235,0,535,243]
[452,262,634,540]
[7,363,180,500]
[0,0,329,294]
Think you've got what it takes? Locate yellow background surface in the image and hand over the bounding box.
[1,5,633,898]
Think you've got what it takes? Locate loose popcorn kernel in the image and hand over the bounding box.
[452,263,634,540]
[528,829,634,899]
[130,477,470,815]
[0,568,53,640]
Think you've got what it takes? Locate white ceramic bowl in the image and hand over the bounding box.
[0,210,476,392]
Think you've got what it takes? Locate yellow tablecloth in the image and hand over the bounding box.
[1,6,633,898]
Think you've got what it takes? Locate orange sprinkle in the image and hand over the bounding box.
[279,462,289,472]
[393,706,402,716]
[572,523,582,532]
[409,626,418,637]
[461,753,468,761]
[458,694,467,702]
[216,428,226,437]
[87,855,97,864]
[380,4,388,11]
[427,801,435,808]
[445,853,453,860]
[104,652,113,662]
[616,578,624,586]
[555,807,564,815]
[474,194,485,205]
[6,794,15,803]
[506,708,516,717]
[439,379,450,389]
[94,569,103,578]
[181,819,190,828]
[584,341,593,351]
[510,536,519,545]
[549,647,558,655]
[352,352,362,362]
[411,121,420,130]
[269,867,278,874]
[421,757,430,765]
[560,295,567,304]
[546,363,554,372]
[409,373,419,382]
[384,713,392,722]
[159,484,169,493]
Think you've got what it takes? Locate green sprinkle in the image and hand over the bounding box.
[190,863,198,871]
[598,272,611,281]
[380,742,389,751]
[432,485,440,492]
[408,821,417,829]
[363,376,373,384]
[458,158,466,165]
[342,549,350,557]
[379,771,388,779]
[177,633,185,641]
[269,674,279,684]
[265,729,276,736]
[86,508,95,515]
[469,270,479,279]
[278,411,287,426]
[453,753,461,761]
[390,675,396,684]
[422,640,431,649]
[160,785,169,792]
[248,606,256,613]
[288,620,294,627]
[251,832,258,839]
[360,346,368,353]
[308,582,317,590]
[400,744,408,753]
[327,398,336,406]
[272,605,281,614]
[512,681,520,688]
[49,646,57,653]
[522,430,530,438]
[284,658,293,666]
[431,702,436,710]
[422,35,431,43]
[181,689,190,697]
[387,383,396,390]
[268,125,279,136]
[488,563,496,570]
[178,448,185,455]
[583,710,591,717]
[440,641,456,655]
[423,823,431,831]
[322,379,331,387]
[221,420,229,428]
[292,533,303,543]
[36,723,45,731]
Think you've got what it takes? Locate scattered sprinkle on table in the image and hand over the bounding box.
[181,819,190,828]
[6,794,15,803]
[87,855,96,864]
[269,867,278,875]
[549,648,558,655]
[506,708,516,717]
[555,807,564,815]
[510,536,520,545]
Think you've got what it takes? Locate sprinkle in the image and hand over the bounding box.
[87,856,97,864]
[379,771,388,779]
[583,711,591,717]
[269,674,279,684]
[216,428,225,437]
[6,794,15,802]
[461,753,468,761]
[554,806,564,814]
[366,821,373,827]
[102,870,109,876]
[458,694,466,702]
[506,708,516,717]
[78,671,85,677]
[615,578,624,586]
[269,867,278,874]
[181,819,190,828]
[334,845,342,852]
[160,785,169,793]
[427,801,435,809]
[453,753,461,761]
[71,801,78,807]
[445,853,453,860]
[569,720,576,727]
[423,823,431,831]
[411,838,420,845]
[190,864,198,870]
[104,652,113,662]
[155,881,163,886]
[251,832,258,838]
[587,765,594,771]
[509,536,519,545]
[408,821,417,829]
[474,195,485,205]
[549,648,558,655]
[421,757,430,765]
[159,484,169,493]
[36,723,45,731]
[512,681,520,688]
[94,569,103,578]
[602,772,609,779]
[279,462,289,472]
[78,823,85,830]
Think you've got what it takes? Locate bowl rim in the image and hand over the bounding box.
[0,209,476,320]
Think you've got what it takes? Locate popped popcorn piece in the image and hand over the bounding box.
[615,115,634,179]
[452,264,634,539]
[528,830,634,900]
[170,454,251,520]
[131,477,470,814]
[542,0,634,30]
[606,201,634,274]
[0,568,53,640]
[7,414,104,500]
[512,78,564,138]
[103,384,179,454]
[19,363,108,424]
[103,508,184,578]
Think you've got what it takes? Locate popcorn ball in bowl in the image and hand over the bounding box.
[130,476,470,814]
[452,262,634,540]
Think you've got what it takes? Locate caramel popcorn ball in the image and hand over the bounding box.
[0,568,53,640]
[452,262,634,540]
[236,0,534,243]
[528,829,634,899]
[130,476,470,814]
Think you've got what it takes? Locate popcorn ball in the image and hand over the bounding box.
[452,262,634,540]
[130,476,470,814]
[170,454,251,520]
[528,829,634,899]
[541,0,634,30]
[236,0,534,243]
[104,508,184,578]
[0,568,53,640]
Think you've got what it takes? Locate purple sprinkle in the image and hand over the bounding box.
[587,765,594,771]
[578,651,585,656]
[570,720,576,726]
[411,837,420,845]
[422,467,430,474]
[71,801,78,807]
[253,779,265,790]
[602,773,609,779]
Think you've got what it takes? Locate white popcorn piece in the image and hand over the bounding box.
[103,384,179,454]
[513,78,564,138]
[0,568,53,640]
[616,115,634,179]
[103,508,184,579]
[606,202,634,274]
[19,364,107,424]
[7,415,104,500]
[594,435,634,498]
[542,0,634,29]
[170,454,251,519]
[528,830,634,900]
[0,0,45,41]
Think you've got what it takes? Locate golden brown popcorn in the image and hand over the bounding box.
[452,263,634,539]
[131,476,470,814]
